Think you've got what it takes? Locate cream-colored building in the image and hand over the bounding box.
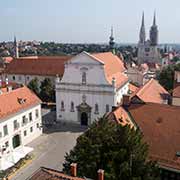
[2,56,71,87]
[56,51,129,125]
[0,86,42,170]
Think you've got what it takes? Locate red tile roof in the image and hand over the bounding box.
[92,52,128,88]
[110,103,180,171]
[110,106,134,127]
[0,86,41,120]
[133,79,170,104]
[128,83,139,94]
[4,56,71,76]
[27,167,85,180]
[2,57,13,63]
[127,103,180,171]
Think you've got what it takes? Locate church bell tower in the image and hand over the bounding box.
[150,12,158,46]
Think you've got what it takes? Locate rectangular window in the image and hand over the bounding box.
[30,127,33,132]
[24,130,27,136]
[29,112,32,122]
[3,125,8,136]
[22,115,28,125]
[18,76,21,81]
[35,109,39,118]
[13,120,19,130]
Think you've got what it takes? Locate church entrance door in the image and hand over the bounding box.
[81,112,88,126]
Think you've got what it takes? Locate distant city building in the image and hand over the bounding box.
[56,51,129,126]
[137,12,161,64]
[0,85,42,171]
[2,56,71,86]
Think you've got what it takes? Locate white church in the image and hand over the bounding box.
[56,51,129,126]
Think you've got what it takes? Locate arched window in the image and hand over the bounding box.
[61,101,65,111]
[70,101,74,112]
[82,72,86,84]
[95,103,99,114]
[106,104,109,113]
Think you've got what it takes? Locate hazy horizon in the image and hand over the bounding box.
[1,0,180,44]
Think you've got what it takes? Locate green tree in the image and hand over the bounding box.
[39,78,55,102]
[63,116,160,180]
[27,78,39,96]
[158,63,180,91]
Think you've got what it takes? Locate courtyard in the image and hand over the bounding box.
[11,108,86,180]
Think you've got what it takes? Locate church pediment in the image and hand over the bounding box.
[68,51,104,65]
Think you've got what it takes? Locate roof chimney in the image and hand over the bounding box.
[70,163,77,177]
[98,169,104,180]
[122,95,131,107]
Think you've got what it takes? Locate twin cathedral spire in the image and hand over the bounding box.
[139,11,158,46]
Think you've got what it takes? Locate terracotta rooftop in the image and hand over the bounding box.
[127,103,180,171]
[4,56,71,76]
[92,52,128,88]
[132,79,170,104]
[128,83,139,94]
[110,102,180,171]
[0,86,41,120]
[2,57,13,63]
[27,167,85,180]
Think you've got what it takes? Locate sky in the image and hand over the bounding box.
[0,0,180,43]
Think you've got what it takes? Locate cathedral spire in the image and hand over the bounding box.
[153,11,156,26]
[139,12,146,44]
[150,11,158,46]
[142,11,145,27]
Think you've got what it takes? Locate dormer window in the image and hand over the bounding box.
[82,72,86,84]
[18,98,26,104]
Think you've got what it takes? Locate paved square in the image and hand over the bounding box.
[11,109,85,180]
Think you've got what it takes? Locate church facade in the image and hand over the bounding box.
[137,12,161,64]
[56,51,129,125]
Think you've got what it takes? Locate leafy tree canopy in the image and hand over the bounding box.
[27,78,39,96]
[63,116,160,180]
[158,63,180,92]
[39,78,55,102]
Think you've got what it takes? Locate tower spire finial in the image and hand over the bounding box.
[142,11,145,27]
[153,10,156,26]
[139,11,146,44]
